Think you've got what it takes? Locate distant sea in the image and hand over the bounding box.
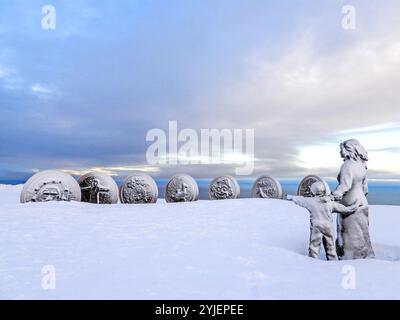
[1,178,399,206]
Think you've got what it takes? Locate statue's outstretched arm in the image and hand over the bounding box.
[287,195,311,209]
[332,201,358,216]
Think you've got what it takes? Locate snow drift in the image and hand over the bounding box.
[1,185,399,299]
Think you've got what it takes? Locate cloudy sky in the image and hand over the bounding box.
[1,0,400,181]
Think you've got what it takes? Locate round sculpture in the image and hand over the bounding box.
[209,175,240,200]
[20,170,81,203]
[252,175,283,199]
[297,175,330,197]
[78,172,119,204]
[165,174,199,203]
[332,139,375,260]
[120,174,158,204]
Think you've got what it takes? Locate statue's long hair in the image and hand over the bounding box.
[341,139,368,163]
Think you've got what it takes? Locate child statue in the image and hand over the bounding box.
[287,181,360,261]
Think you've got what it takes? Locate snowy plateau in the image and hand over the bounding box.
[1,184,399,300]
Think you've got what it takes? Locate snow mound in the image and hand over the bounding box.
[0,185,399,299]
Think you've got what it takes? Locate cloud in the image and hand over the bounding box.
[0,66,8,78]
[1,1,400,180]
[297,122,400,176]
[30,83,57,99]
[31,84,52,94]
[191,17,400,178]
[62,165,160,177]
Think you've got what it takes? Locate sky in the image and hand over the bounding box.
[0,0,400,181]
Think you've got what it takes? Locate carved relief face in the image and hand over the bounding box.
[124,180,150,202]
[20,170,82,203]
[165,175,198,203]
[120,175,158,204]
[213,179,233,198]
[79,175,113,204]
[170,181,192,201]
[257,180,276,197]
[33,182,71,202]
[37,186,62,202]
[251,176,282,199]
[209,177,239,200]
[133,188,146,201]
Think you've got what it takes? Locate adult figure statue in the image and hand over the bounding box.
[332,139,375,259]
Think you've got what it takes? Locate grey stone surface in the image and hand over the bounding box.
[297,175,330,197]
[252,175,283,199]
[120,174,158,204]
[78,172,119,204]
[165,174,199,203]
[332,139,375,260]
[209,175,240,200]
[20,170,81,203]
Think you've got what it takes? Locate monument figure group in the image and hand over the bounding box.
[332,139,375,259]
[287,182,360,260]
[287,139,374,260]
[19,139,374,260]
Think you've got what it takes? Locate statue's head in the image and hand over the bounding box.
[310,181,326,197]
[340,139,368,162]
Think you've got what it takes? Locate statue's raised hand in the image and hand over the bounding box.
[331,191,342,201]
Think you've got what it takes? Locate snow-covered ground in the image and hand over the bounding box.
[1,184,399,300]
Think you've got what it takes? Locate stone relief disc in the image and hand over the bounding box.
[252,175,283,199]
[165,174,199,203]
[78,172,119,204]
[297,174,331,197]
[209,175,240,200]
[20,170,81,203]
[120,174,158,204]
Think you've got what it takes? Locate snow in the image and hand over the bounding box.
[1,184,400,300]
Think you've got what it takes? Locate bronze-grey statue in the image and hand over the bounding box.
[297,174,330,197]
[252,175,283,199]
[209,175,240,200]
[20,170,81,203]
[120,174,158,204]
[78,172,119,204]
[332,139,375,259]
[165,174,199,203]
[287,182,359,260]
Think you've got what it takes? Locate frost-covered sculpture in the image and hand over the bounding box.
[287,182,359,260]
[78,172,119,204]
[120,174,158,204]
[252,175,283,199]
[20,170,81,203]
[165,174,199,203]
[297,175,330,197]
[332,139,375,259]
[209,175,240,200]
